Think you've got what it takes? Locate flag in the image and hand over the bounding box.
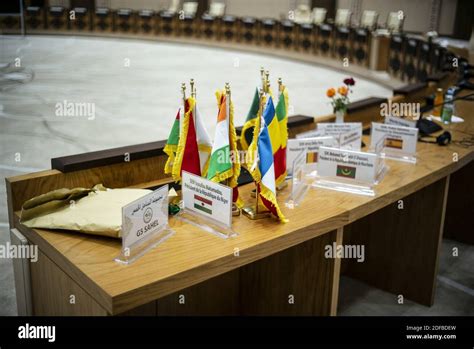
[194,194,213,215]
[194,102,212,176]
[263,97,286,186]
[163,108,181,175]
[275,85,289,183]
[256,117,287,222]
[240,88,260,151]
[171,97,201,182]
[207,90,243,208]
[336,165,357,179]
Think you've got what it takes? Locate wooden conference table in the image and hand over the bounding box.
[6,96,474,316]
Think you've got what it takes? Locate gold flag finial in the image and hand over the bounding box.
[225,82,231,99]
[265,71,270,92]
[190,79,195,98]
[181,83,186,109]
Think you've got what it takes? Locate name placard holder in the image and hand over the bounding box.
[286,136,336,179]
[177,171,236,239]
[285,151,310,209]
[313,146,388,196]
[115,185,175,265]
[370,122,418,164]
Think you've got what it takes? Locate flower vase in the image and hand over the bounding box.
[335,109,345,123]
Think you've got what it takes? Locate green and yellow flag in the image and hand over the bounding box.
[240,88,260,151]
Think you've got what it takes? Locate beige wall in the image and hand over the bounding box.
[225,0,292,19]
[337,0,457,35]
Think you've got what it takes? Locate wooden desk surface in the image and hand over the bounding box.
[13,98,474,315]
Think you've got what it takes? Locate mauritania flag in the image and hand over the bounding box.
[257,118,287,223]
[240,88,260,151]
[336,164,357,179]
[263,97,286,186]
[164,108,181,175]
[207,91,242,207]
[194,194,213,215]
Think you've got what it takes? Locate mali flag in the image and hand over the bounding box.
[207,90,243,208]
[275,86,289,182]
[256,117,287,223]
[240,88,260,151]
[262,97,286,186]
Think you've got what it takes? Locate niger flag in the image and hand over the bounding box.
[240,88,260,151]
[262,97,286,186]
[171,97,201,182]
[207,90,243,208]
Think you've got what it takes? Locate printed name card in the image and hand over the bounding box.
[385,115,417,128]
[122,185,169,251]
[286,136,336,174]
[182,171,232,227]
[317,122,363,151]
[317,147,379,183]
[371,122,418,156]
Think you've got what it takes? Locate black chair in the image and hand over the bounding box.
[200,13,216,39]
[388,34,405,79]
[47,6,68,30]
[114,8,136,34]
[278,20,295,49]
[240,17,257,44]
[138,9,156,35]
[219,15,237,42]
[297,23,314,52]
[94,7,112,32]
[25,6,45,31]
[70,7,91,32]
[352,28,371,67]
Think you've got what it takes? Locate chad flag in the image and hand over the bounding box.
[171,97,201,182]
[240,88,260,151]
[257,118,287,223]
[263,97,286,186]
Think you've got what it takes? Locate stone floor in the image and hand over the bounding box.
[0,34,472,316]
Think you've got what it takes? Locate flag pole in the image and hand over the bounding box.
[181,82,186,111]
[190,78,195,98]
[276,76,289,192]
[225,82,241,217]
[242,87,271,220]
[265,70,270,93]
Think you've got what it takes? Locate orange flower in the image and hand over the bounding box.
[338,86,348,96]
[326,88,336,98]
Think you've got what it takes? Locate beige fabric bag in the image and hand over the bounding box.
[21,185,151,238]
